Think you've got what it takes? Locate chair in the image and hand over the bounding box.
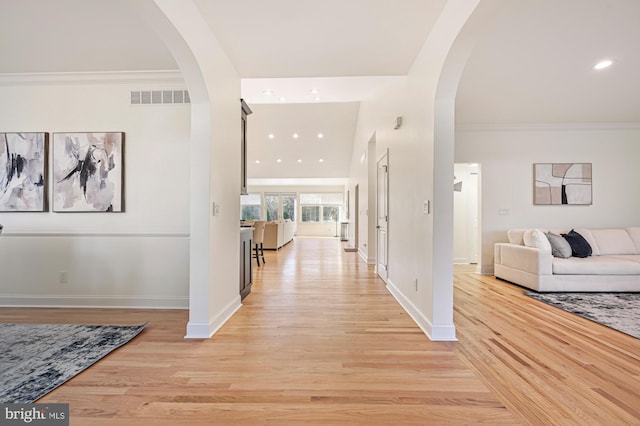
[252,221,266,266]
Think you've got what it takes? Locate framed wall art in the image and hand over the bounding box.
[533,163,592,205]
[0,132,48,212]
[52,132,124,212]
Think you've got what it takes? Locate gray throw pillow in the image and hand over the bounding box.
[545,232,572,258]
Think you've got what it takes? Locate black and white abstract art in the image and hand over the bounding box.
[53,132,124,212]
[0,132,48,212]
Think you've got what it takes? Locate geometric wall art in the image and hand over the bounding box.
[52,132,124,212]
[533,163,592,205]
[0,132,48,212]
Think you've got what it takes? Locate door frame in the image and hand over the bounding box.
[376,150,389,282]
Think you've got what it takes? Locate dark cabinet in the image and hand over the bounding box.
[240,99,252,196]
[240,228,253,300]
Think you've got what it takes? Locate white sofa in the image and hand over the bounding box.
[494,227,640,292]
[263,220,295,250]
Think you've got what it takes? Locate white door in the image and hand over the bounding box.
[376,153,389,281]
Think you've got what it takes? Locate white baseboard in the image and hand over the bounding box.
[0,294,188,309]
[385,279,457,342]
[185,296,242,339]
[358,248,375,264]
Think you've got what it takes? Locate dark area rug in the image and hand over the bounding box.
[524,292,639,339]
[0,323,146,403]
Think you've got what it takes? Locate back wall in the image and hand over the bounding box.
[455,124,640,273]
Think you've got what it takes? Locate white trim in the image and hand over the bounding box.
[0,70,184,86]
[185,296,242,339]
[456,122,640,132]
[247,178,349,186]
[0,295,188,309]
[385,279,457,342]
[358,248,375,264]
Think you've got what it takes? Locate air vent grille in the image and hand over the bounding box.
[130,90,190,105]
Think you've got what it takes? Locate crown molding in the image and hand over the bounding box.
[0,70,184,86]
[456,122,640,132]
[247,178,348,187]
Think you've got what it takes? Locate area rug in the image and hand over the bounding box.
[0,323,146,403]
[524,292,639,339]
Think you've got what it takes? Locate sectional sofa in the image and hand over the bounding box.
[263,220,295,250]
[494,227,640,292]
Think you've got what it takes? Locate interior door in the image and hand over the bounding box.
[354,184,359,250]
[376,153,389,282]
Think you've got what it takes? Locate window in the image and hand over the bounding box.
[301,205,320,222]
[264,193,296,221]
[265,194,279,221]
[322,206,339,222]
[300,193,343,223]
[281,194,296,221]
[240,193,261,220]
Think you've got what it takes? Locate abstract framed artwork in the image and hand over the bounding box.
[534,163,592,205]
[0,132,48,212]
[52,132,124,212]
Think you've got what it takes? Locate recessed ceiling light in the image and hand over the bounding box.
[594,59,613,70]
[276,159,282,163]
[268,133,274,139]
[297,159,302,163]
[255,160,260,164]
[293,133,299,139]
[319,158,324,163]
[262,89,273,95]
[317,133,324,139]
[279,97,286,102]
[309,89,319,94]
[314,97,321,102]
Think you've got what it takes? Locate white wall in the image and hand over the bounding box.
[0,74,191,308]
[455,124,640,273]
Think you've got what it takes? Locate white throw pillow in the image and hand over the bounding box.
[523,228,552,251]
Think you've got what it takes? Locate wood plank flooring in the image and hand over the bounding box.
[1,237,638,425]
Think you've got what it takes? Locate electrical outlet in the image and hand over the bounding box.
[59,271,68,284]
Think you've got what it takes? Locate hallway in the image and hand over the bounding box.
[2,237,638,424]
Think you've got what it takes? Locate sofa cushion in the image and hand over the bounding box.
[625,227,640,253]
[553,255,640,275]
[546,232,572,258]
[523,229,552,251]
[588,228,638,255]
[561,229,592,258]
[507,229,527,245]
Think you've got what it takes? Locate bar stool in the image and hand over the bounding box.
[252,221,266,266]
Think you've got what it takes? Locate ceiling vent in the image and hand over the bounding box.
[130,90,190,105]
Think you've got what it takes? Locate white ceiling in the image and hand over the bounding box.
[1,0,638,180]
[457,0,640,124]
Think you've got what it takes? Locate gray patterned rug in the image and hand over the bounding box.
[524,292,639,339]
[0,323,146,403]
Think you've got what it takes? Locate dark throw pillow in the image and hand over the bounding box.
[561,229,592,258]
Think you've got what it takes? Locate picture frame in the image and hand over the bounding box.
[52,132,124,212]
[0,132,48,212]
[533,163,592,205]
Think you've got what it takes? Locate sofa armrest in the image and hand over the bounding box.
[495,243,552,275]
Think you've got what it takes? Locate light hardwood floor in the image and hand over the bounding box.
[1,237,638,425]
